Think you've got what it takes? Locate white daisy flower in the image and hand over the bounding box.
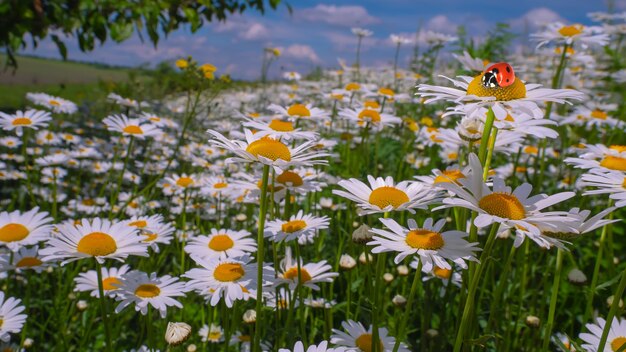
[333,176,441,215]
[0,291,27,342]
[351,27,373,37]
[103,114,162,140]
[265,210,330,243]
[0,207,53,251]
[453,51,487,72]
[207,129,329,172]
[565,144,626,172]
[40,218,149,265]
[162,173,200,194]
[435,154,577,247]
[416,72,585,120]
[26,92,78,114]
[531,22,610,48]
[276,248,338,290]
[331,320,409,352]
[184,228,256,260]
[268,103,329,121]
[338,107,402,130]
[0,245,49,273]
[369,218,479,271]
[0,110,52,136]
[184,255,272,307]
[243,118,319,141]
[199,323,224,343]
[107,93,150,109]
[279,340,335,352]
[74,264,131,298]
[580,317,626,352]
[580,170,626,207]
[114,271,187,318]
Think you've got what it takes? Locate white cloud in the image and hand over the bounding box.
[508,7,565,32]
[212,16,270,41]
[425,15,458,34]
[239,23,270,40]
[280,44,321,63]
[297,5,380,27]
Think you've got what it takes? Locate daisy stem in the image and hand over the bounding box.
[372,212,390,352]
[482,127,498,181]
[95,260,113,352]
[542,248,563,351]
[393,261,422,352]
[584,200,614,322]
[393,43,401,91]
[295,241,307,341]
[478,107,495,164]
[146,306,154,352]
[253,164,270,352]
[453,223,500,352]
[355,35,363,81]
[597,263,626,351]
[110,135,135,217]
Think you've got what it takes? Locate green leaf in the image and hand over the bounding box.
[51,34,67,59]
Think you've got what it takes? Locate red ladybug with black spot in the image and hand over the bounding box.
[481,62,515,88]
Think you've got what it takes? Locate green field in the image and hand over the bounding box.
[0,55,132,110]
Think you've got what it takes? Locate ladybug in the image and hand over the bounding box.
[481,62,515,88]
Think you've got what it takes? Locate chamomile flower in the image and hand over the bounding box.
[369,218,479,271]
[184,255,272,307]
[0,207,53,251]
[416,71,585,120]
[114,271,187,318]
[207,129,329,172]
[565,144,626,172]
[163,173,200,194]
[532,22,610,48]
[107,93,150,109]
[268,103,329,121]
[279,340,335,352]
[580,317,626,352]
[199,323,224,343]
[333,176,441,215]
[40,218,149,264]
[436,154,576,247]
[580,170,626,207]
[338,107,402,130]
[103,114,162,140]
[26,92,78,114]
[0,292,27,342]
[243,118,318,141]
[0,246,49,273]
[276,248,338,290]
[265,210,330,243]
[184,228,256,260]
[331,320,408,352]
[74,265,131,298]
[0,110,52,136]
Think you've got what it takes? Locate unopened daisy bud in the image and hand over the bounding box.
[614,257,620,265]
[497,228,511,239]
[352,224,372,244]
[377,164,383,170]
[243,309,256,323]
[46,266,54,273]
[165,322,192,346]
[392,294,407,307]
[426,329,439,338]
[23,338,34,348]
[359,252,374,264]
[235,214,247,222]
[397,265,409,276]
[339,254,357,270]
[445,216,452,223]
[567,268,587,285]
[525,315,540,328]
[607,295,624,309]
[187,344,197,352]
[383,273,394,283]
[352,221,360,228]
[76,300,88,311]
[319,197,333,208]
[458,116,484,142]
[67,293,76,300]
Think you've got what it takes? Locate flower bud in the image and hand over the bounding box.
[359,252,374,264]
[567,268,587,285]
[525,315,540,328]
[352,224,372,244]
[243,309,256,323]
[396,265,409,276]
[392,295,407,307]
[165,322,192,346]
[76,300,88,311]
[383,273,394,283]
[339,254,357,270]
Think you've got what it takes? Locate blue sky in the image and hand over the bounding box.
[21,0,624,79]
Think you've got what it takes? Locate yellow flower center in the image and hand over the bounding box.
[134,284,161,298]
[102,277,121,290]
[276,170,304,187]
[142,233,157,242]
[176,177,194,187]
[76,232,118,256]
[214,263,245,282]
[208,234,234,251]
[15,256,42,268]
[601,156,626,171]
[287,104,310,117]
[345,82,360,91]
[49,100,60,106]
[268,119,295,132]
[12,117,32,126]
[281,220,307,233]
[434,170,465,184]
[612,337,626,352]
[283,267,312,282]
[213,182,228,189]
[478,193,526,220]
[209,331,222,340]
[123,125,144,135]
[433,266,452,279]
[610,145,626,153]
[558,24,584,37]
[0,223,30,242]
[175,59,188,68]
[358,109,381,123]
[355,333,383,352]
[591,110,608,120]
[245,137,291,161]
[378,87,394,96]
[466,74,526,101]
[368,186,409,209]
[524,146,539,155]
[128,220,148,228]
[405,229,444,250]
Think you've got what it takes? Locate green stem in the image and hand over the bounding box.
[597,257,626,351]
[542,248,563,351]
[478,107,496,164]
[253,165,270,352]
[393,261,422,352]
[95,261,113,352]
